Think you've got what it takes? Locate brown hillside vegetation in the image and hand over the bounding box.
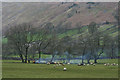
[2,2,118,33]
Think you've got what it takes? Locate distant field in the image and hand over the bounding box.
[2,59,118,78]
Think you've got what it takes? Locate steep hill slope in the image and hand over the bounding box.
[2,2,118,33]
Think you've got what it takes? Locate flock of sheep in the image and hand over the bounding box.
[47,62,118,66]
[78,62,119,66]
[104,63,118,66]
[46,62,118,71]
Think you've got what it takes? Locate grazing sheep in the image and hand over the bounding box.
[104,63,110,66]
[78,63,81,66]
[63,68,67,71]
[113,63,116,65]
[111,63,116,66]
[90,62,93,65]
[47,62,50,65]
[67,63,70,64]
[104,64,107,66]
[54,62,56,64]
[78,63,85,66]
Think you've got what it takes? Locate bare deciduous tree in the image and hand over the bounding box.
[6,23,34,63]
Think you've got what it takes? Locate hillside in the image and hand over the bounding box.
[2,2,118,34]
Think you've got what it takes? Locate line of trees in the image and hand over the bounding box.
[3,22,118,63]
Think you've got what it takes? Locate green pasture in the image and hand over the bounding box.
[2,59,119,78]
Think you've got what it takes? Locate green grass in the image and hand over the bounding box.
[2,59,118,78]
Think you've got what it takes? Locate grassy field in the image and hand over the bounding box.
[2,59,118,78]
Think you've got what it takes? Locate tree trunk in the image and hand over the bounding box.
[95,45,104,63]
[19,53,24,63]
[50,55,55,62]
[25,47,28,63]
[21,58,24,63]
[94,58,97,63]
[82,44,86,64]
[68,58,70,63]
[87,59,90,64]
[67,55,70,63]
[18,50,24,63]
[38,51,41,63]
[25,55,27,63]
[32,54,35,59]
[17,47,24,63]
[39,51,41,59]
[82,56,84,64]
[111,46,114,59]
